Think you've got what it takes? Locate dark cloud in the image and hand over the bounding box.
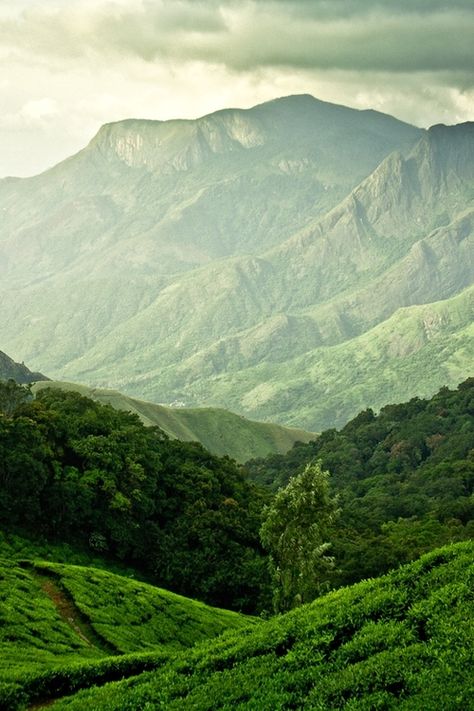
[0,0,472,177]
[1,0,473,77]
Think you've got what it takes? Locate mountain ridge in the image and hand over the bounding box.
[32,380,316,463]
[0,96,471,430]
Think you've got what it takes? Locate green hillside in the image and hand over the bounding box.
[32,381,316,462]
[0,551,252,681]
[17,541,472,711]
[204,284,474,430]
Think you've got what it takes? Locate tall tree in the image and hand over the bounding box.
[260,460,339,612]
[0,379,32,417]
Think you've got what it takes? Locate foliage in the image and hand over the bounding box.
[33,561,255,654]
[0,557,101,681]
[0,387,270,612]
[43,541,474,710]
[248,378,474,587]
[260,461,339,612]
[32,380,315,464]
[0,546,255,707]
[0,380,32,416]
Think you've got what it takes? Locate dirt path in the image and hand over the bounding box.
[32,568,118,655]
[39,577,98,648]
[24,569,122,709]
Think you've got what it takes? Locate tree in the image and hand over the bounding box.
[260,460,339,612]
[0,379,32,417]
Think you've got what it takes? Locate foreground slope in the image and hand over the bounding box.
[32,381,315,462]
[0,552,252,682]
[44,541,474,710]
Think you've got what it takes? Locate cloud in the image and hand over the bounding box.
[0,1,473,177]
[1,0,473,76]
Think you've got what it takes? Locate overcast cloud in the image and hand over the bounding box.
[1,0,473,176]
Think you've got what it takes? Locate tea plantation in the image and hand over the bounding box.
[2,541,472,710]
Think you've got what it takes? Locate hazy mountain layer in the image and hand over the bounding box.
[0,97,472,429]
[32,381,315,462]
[0,349,48,384]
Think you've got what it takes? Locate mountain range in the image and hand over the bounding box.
[1,95,472,430]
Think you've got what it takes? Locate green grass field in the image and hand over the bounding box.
[0,534,255,709]
[33,561,255,654]
[45,541,474,710]
[1,534,473,710]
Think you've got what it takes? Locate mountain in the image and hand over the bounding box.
[32,380,316,462]
[1,97,472,430]
[0,94,420,284]
[0,349,48,384]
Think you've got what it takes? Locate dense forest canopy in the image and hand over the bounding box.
[1,378,473,614]
[0,385,270,612]
[247,378,474,586]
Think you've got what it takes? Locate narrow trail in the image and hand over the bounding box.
[38,578,98,649]
[23,567,125,710]
[32,568,118,656]
[21,564,154,711]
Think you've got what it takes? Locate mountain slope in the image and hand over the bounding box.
[44,122,474,429]
[0,95,420,372]
[0,94,420,286]
[195,284,474,430]
[0,350,48,384]
[37,542,474,711]
[1,100,472,430]
[32,380,316,462]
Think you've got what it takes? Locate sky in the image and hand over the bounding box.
[1,0,473,177]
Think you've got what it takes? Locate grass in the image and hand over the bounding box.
[32,561,255,654]
[43,541,474,710]
[0,557,101,681]
[0,533,256,709]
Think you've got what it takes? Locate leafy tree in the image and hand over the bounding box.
[260,460,339,612]
[0,379,31,416]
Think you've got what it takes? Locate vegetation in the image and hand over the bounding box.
[32,380,316,463]
[32,561,255,654]
[36,541,474,710]
[0,550,252,678]
[0,385,270,612]
[260,461,339,612]
[0,380,32,416]
[0,556,102,681]
[248,378,474,588]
